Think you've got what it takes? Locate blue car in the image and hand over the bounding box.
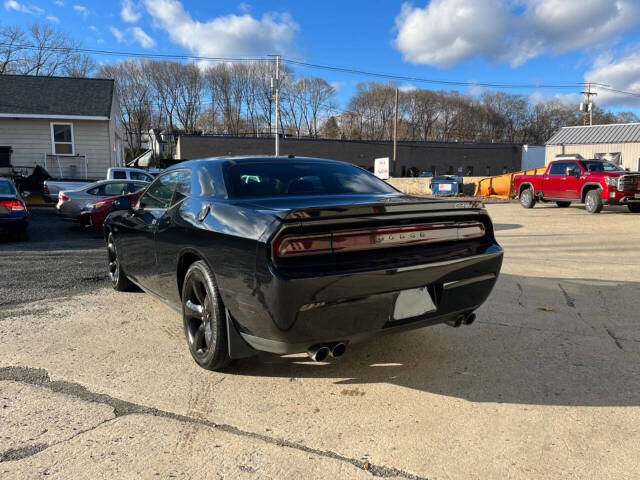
[0,178,28,240]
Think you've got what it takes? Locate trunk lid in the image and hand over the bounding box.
[234,194,483,222]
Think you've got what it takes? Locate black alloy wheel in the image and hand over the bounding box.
[584,190,603,214]
[182,261,230,371]
[520,188,536,209]
[107,232,134,291]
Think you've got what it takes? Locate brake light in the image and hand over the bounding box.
[273,222,485,259]
[0,199,25,211]
[44,185,49,194]
[59,193,70,202]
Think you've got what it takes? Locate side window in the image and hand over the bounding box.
[549,162,566,175]
[171,170,191,206]
[87,186,101,195]
[565,162,580,174]
[126,182,146,193]
[112,170,126,179]
[130,171,152,182]
[138,173,178,209]
[103,182,129,196]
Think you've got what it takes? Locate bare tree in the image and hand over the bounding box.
[0,23,95,77]
[97,59,153,157]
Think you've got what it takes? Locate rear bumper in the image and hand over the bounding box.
[229,246,503,354]
[0,215,28,232]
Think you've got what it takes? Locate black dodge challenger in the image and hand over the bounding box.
[104,157,503,370]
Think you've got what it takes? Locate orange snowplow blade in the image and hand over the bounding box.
[474,167,546,198]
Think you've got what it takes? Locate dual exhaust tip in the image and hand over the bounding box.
[446,312,476,328]
[307,342,346,362]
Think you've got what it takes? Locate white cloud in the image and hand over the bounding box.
[120,0,141,23]
[143,0,298,57]
[109,26,125,42]
[329,81,345,93]
[110,25,156,48]
[394,0,640,68]
[237,2,251,13]
[89,25,98,32]
[131,26,156,47]
[46,14,59,22]
[55,0,63,5]
[4,0,44,14]
[73,4,89,16]
[585,51,640,107]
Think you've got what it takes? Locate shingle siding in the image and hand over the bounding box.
[0,75,114,117]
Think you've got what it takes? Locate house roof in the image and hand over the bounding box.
[547,123,640,145]
[0,75,114,118]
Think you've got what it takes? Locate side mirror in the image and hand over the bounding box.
[567,168,580,178]
[112,197,132,211]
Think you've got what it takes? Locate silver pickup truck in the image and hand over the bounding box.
[43,167,158,202]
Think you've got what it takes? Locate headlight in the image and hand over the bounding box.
[604,177,619,188]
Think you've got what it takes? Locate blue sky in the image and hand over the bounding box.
[3,0,640,111]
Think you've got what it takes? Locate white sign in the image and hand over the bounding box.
[374,157,390,179]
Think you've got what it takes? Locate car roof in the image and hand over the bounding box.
[164,156,354,172]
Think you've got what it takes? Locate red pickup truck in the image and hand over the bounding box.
[514,158,640,213]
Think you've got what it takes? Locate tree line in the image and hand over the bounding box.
[2,22,638,160]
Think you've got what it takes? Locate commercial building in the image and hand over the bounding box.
[176,135,524,177]
[546,123,640,171]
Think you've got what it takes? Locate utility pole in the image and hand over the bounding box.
[273,54,281,157]
[393,87,398,174]
[581,83,597,126]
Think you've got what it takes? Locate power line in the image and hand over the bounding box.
[282,58,589,90]
[0,41,594,91]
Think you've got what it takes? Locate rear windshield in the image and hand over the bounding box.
[580,161,622,172]
[224,162,397,197]
[0,180,16,195]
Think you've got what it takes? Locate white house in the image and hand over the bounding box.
[0,75,125,179]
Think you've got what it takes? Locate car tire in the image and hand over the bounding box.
[556,201,571,208]
[519,188,536,209]
[584,190,603,214]
[181,260,231,371]
[107,232,135,291]
[628,204,640,213]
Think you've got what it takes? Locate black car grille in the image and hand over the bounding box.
[618,175,640,191]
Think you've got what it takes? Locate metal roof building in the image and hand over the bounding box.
[546,123,640,170]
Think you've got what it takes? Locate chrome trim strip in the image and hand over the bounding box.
[443,273,496,290]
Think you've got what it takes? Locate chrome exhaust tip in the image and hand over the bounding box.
[307,345,330,362]
[329,342,346,358]
[446,315,464,328]
[463,313,476,325]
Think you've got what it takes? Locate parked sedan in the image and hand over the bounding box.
[104,157,503,371]
[57,180,149,221]
[0,177,28,239]
[79,190,144,231]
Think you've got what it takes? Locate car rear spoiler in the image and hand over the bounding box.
[282,199,485,222]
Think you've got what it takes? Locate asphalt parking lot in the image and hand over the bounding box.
[1,202,639,479]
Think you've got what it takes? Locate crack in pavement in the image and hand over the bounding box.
[0,366,429,480]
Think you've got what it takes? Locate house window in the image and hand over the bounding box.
[51,123,74,155]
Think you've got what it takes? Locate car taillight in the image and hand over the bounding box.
[0,200,25,211]
[44,185,49,194]
[59,193,70,202]
[273,221,485,259]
